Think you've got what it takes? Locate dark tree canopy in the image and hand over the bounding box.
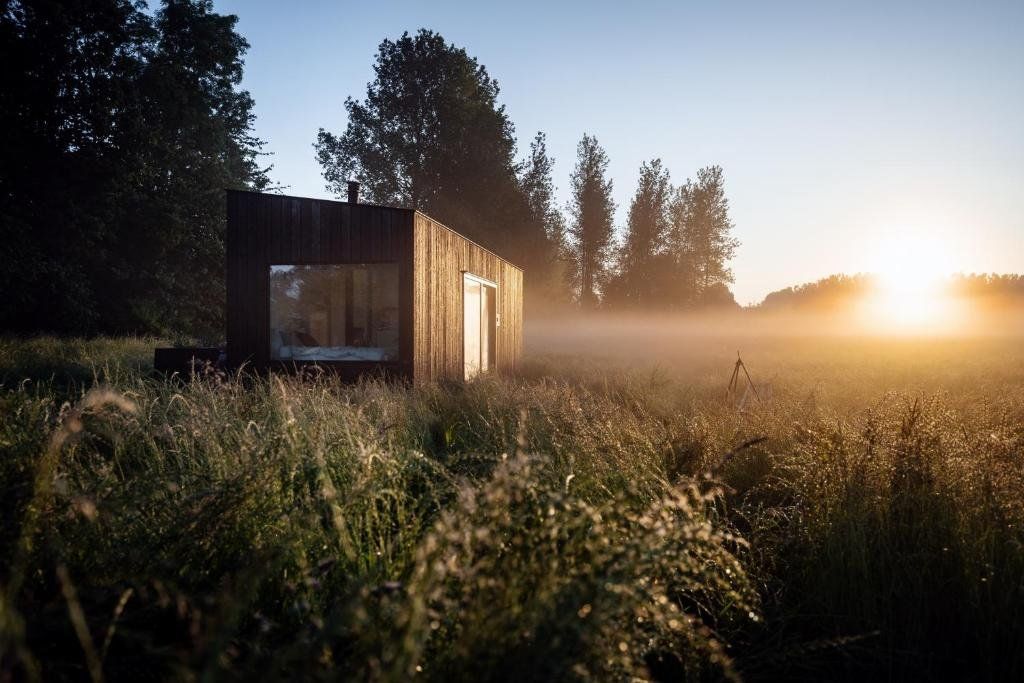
[758,274,871,311]
[519,132,570,310]
[0,3,749,331]
[758,273,1024,312]
[590,160,740,311]
[607,159,673,308]
[315,30,527,257]
[672,165,739,299]
[566,134,616,308]
[0,0,268,337]
[315,29,575,310]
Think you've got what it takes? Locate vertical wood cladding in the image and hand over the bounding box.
[226,190,523,383]
[226,190,414,373]
[412,212,523,383]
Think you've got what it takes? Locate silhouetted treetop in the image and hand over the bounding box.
[0,0,268,336]
[758,274,872,311]
[566,134,616,308]
[606,159,673,308]
[316,29,574,310]
[315,29,524,251]
[519,131,570,310]
[757,273,1024,312]
[673,165,739,295]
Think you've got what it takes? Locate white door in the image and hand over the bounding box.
[463,274,496,380]
[463,278,481,379]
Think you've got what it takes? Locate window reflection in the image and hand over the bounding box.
[269,264,399,361]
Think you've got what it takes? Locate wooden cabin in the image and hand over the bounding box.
[222,186,523,383]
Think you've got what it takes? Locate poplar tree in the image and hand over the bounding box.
[519,132,569,309]
[669,165,739,306]
[566,135,616,308]
[614,159,672,307]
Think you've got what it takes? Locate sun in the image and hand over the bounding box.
[862,231,957,330]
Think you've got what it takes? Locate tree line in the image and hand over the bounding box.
[758,273,1024,312]
[0,0,268,338]
[317,30,741,314]
[1,12,737,337]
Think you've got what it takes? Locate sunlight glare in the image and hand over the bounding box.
[863,230,957,331]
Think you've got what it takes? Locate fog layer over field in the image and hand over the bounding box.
[527,306,1024,358]
[525,309,1024,408]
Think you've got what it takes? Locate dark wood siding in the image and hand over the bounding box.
[225,191,523,383]
[226,190,414,371]
[412,212,524,383]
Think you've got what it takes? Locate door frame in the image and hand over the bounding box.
[462,271,497,380]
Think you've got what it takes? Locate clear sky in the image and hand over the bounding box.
[213,0,1023,304]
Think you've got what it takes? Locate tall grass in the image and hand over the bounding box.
[0,336,160,387]
[1,337,1022,681]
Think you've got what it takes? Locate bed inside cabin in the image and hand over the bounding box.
[269,263,399,362]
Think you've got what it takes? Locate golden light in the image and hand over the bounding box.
[861,231,958,331]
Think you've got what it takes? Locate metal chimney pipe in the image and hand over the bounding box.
[347,180,359,204]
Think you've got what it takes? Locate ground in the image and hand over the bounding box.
[1,333,1022,681]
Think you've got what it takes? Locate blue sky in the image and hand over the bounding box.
[213,0,1023,304]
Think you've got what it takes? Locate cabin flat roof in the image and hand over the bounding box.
[228,188,523,272]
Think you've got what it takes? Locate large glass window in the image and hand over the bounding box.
[269,264,399,361]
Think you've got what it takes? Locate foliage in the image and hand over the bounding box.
[314,31,746,313]
[604,163,740,311]
[0,0,268,338]
[566,135,616,308]
[669,165,740,305]
[758,273,873,311]
[947,273,1024,301]
[312,28,744,314]
[1,336,1023,681]
[0,341,757,681]
[315,31,523,256]
[606,159,673,309]
[519,132,571,312]
[314,30,578,312]
[757,272,1024,312]
[0,336,159,388]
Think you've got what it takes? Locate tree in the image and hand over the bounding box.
[0,0,151,333]
[698,282,740,309]
[566,135,616,308]
[315,29,527,257]
[0,0,268,337]
[519,132,569,310]
[668,165,739,306]
[663,185,698,308]
[611,159,672,308]
[108,0,270,336]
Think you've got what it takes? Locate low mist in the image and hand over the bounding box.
[530,304,1023,352]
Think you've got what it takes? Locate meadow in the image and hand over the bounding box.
[1,331,1022,681]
